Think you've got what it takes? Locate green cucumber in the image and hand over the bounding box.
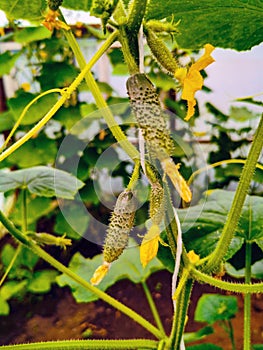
[103,190,137,263]
[126,73,174,161]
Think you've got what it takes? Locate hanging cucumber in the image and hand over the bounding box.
[127,73,192,203]
[91,190,137,285]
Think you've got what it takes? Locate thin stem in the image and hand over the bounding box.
[0,211,164,340]
[141,280,166,337]
[118,25,139,74]
[191,268,263,293]
[22,189,27,233]
[0,32,118,163]
[203,114,263,272]
[61,25,139,161]
[0,245,22,287]
[227,320,236,350]
[0,89,62,153]
[127,160,141,190]
[0,339,159,350]
[187,159,263,186]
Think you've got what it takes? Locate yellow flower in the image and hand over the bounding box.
[161,158,192,203]
[187,250,200,264]
[140,225,160,268]
[175,44,215,121]
[90,262,110,285]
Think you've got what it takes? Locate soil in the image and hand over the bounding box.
[0,270,262,349]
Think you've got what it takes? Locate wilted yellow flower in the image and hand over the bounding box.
[42,9,70,32]
[161,158,192,203]
[140,225,160,268]
[90,262,110,285]
[175,44,215,121]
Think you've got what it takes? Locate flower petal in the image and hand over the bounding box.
[161,159,192,202]
[90,262,110,285]
[191,44,215,72]
[140,225,160,268]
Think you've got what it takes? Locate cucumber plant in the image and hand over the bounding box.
[0,0,262,349]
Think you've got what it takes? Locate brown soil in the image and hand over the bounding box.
[0,270,262,349]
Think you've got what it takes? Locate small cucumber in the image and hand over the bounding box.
[103,190,137,263]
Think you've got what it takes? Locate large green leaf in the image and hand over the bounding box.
[0,0,47,22]
[57,239,165,302]
[0,295,9,315]
[0,111,15,132]
[0,52,21,77]
[146,0,263,50]
[179,190,263,259]
[0,166,84,199]
[0,280,28,300]
[195,294,238,324]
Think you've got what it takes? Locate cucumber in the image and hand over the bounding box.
[103,190,137,263]
[126,73,174,161]
[127,73,192,203]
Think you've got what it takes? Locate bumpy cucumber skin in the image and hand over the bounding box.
[150,183,164,226]
[126,73,174,160]
[48,0,63,11]
[103,190,137,263]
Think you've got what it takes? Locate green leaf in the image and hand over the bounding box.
[0,166,84,199]
[146,0,263,50]
[10,195,54,226]
[1,244,38,278]
[54,202,90,240]
[229,106,260,122]
[57,239,165,303]
[54,106,83,129]
[179,190,263,259]
[186,344,223,350]
[0,51,21,77]
[5,135,57,168]
[225,259,263,279]
[63,0,92,11]
[14,27,51,44]
[0,295,10,315]
[37,62,79,90]
[253,346,263,350]
[7,91,59,125]
[195,294,238,324]
[27,270,59,293]
[0,0,47,22]
[0,111,15,132]
[184,326,214,343]
[0,280,28,300]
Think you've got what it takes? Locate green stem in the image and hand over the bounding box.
[0,33,117,163]
[61,25,139,161]
[244,242,252,350]
[0,245,22,287]
[22,189,27,233]
[0,339,159,349]
[118,25,139,74]
[141,281,166,337]
[227,320,236,350]
[203,114,263,272]
[0,211,164,340]
[169,279,193,349]
[191,268,263,293]
[127,160,141,190]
